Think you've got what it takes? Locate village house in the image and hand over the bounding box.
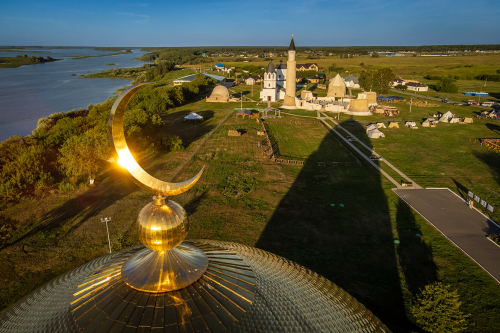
[243,75,262,85]
[393,78,406,86]
[307,76,320,83]
[296,63,319,71]
[343,75,360,88]
[406,82,428,92]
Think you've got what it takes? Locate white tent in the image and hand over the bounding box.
[450,117,461,124]
[184,112,204,121]
[367,123,378,131]
[439,111,454,123]
[376,122,387,128]
[406,121,417,127]
[367,128,385,138]
[489,110,500,118]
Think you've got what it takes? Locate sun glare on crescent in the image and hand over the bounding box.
[109,83,204,196]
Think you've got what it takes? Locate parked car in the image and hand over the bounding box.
[453,102,462,106]
[441,98,450,103]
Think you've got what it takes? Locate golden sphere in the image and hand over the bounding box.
[136,197,188,252]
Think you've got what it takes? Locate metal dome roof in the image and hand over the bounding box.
[0,240,389,333]
[211,85,229,97]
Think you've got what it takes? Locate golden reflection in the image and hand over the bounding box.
[108,83,204,197]
[109,83,209,293]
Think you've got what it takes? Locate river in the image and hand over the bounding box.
[0,48,150,141]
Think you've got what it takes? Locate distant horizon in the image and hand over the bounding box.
[2,43,500,49]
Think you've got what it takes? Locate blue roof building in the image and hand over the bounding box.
[173,73,226,86]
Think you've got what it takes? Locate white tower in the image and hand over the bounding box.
[283,36,297,107]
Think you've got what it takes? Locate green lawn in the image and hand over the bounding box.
[335,99,500,221]
[265,122,355,162]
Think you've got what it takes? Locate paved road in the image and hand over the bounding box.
[394,188,500,283]
[391,89,493,110]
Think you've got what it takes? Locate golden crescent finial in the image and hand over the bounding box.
[108,83,204,196]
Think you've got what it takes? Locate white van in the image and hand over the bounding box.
[482,102,494,107]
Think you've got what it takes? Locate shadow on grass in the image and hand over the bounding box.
[452,178,470,200]
[2,168,139,250]
[4,108,221,250]
[163,109,216,148]
[486,123,500,136]
[255,121,418,331]
[472,151,500,187]
[184,191,208,216]
[395,198,437,296]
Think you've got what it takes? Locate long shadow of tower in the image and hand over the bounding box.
[255,120,418,331]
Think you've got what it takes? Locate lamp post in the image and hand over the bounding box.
[101,217,112,253]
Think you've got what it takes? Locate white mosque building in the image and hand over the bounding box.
[260,36,297,105]
[260,60,287,102]
[259,36,376,114]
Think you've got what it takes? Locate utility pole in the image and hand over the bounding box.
[101,217,112,253]
[410,98,412,113]
[241,91,243,109]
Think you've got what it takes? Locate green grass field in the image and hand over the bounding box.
[265,122,355,161]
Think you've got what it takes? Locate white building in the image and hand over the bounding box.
[343,75,360,88]
[393,78,406,86]
[406,82,428,92]
[260,60,287,102]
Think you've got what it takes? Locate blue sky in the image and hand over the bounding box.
[1,0,499,47]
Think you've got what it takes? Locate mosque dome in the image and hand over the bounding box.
[0,240,389,333]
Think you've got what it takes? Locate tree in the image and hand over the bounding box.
[436,77,459,93]
[371,52,380,58]
[359,68,395,94]
[395,84,407,91]
[0,137,54,200]
[411,282,469,333]
[58,128,110,182]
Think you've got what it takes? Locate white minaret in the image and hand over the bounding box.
[283,35,297,107]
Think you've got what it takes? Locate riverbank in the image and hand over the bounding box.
[71,50,132,59]
[0,55,61,68]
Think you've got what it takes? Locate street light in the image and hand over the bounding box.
[101,217,112,253]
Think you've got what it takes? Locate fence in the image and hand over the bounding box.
[468,190,495,214]
[260,121,361,167]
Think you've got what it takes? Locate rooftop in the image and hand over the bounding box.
[174,73,226,83]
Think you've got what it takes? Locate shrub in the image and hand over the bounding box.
[489,234,500,245]
[411,282,469,332]
[161,135,183,151]
[435,77,459,93]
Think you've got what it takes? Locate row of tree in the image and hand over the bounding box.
[15,54,57,63]
[139,45,500,58]
[425,73,500,82]
[0,75,216,203]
